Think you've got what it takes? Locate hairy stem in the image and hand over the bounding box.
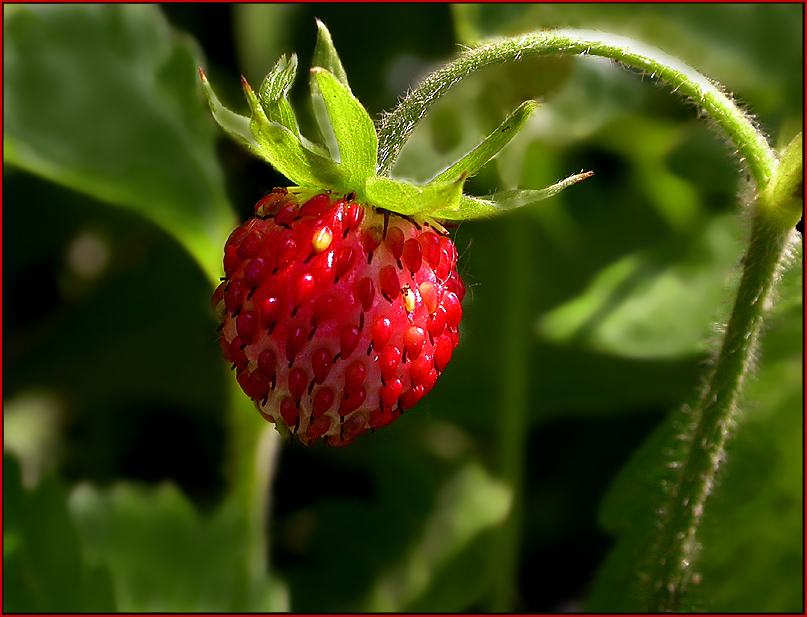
[377,29,776,187]
[651,206,798,611]
[649,131,801,609]
[378,28,799,611]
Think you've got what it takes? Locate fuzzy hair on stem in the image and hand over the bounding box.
[377,29,776,188]
[377,27,798,612]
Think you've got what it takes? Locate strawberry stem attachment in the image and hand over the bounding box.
[200,21,590,223]
[758,132,804,231]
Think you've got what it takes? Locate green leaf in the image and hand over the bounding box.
[538,213,745,358]
[313,19,351,91]
[432,100,539,183]
[311,67,378,184]
[258,54,301,134]
[364,175,466,217]
[583,404,693,612]
[2,173,230,477]
[2,454,116,613]
[362,462,511,611]
[3,4,234,283]
[199,70,259,151]
[69,482,286,612]
[239,77,345,189]
[269,437,443,612]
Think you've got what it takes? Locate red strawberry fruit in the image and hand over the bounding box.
[212,188,464,445]
[201,20,588,444]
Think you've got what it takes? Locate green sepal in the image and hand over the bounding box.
[313,19,350,91]
[257,54,300,134]
[430,194,502,220]
[432,100,539,183]
[364,174,467,216]
[429,171,594,220]
[256,53,331,158]
[311,67,378,186]
[202,24,592,222]
[198,69,259,153]
[241,77,346,189]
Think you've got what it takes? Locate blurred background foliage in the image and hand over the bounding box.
[3,3,802,613]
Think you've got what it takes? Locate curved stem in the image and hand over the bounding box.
[378,27,800,612]
[377,29,777,188]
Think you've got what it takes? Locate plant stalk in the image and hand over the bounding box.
[225,378,282,609]
[377,29,776,188]
[488,214,532,611]
[378,27,800,611]
[650,202,799,611]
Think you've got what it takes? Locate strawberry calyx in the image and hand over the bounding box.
[199,20,590,223]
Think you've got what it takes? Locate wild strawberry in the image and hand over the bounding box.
[201,20,588,444]
[212,189,463,445]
